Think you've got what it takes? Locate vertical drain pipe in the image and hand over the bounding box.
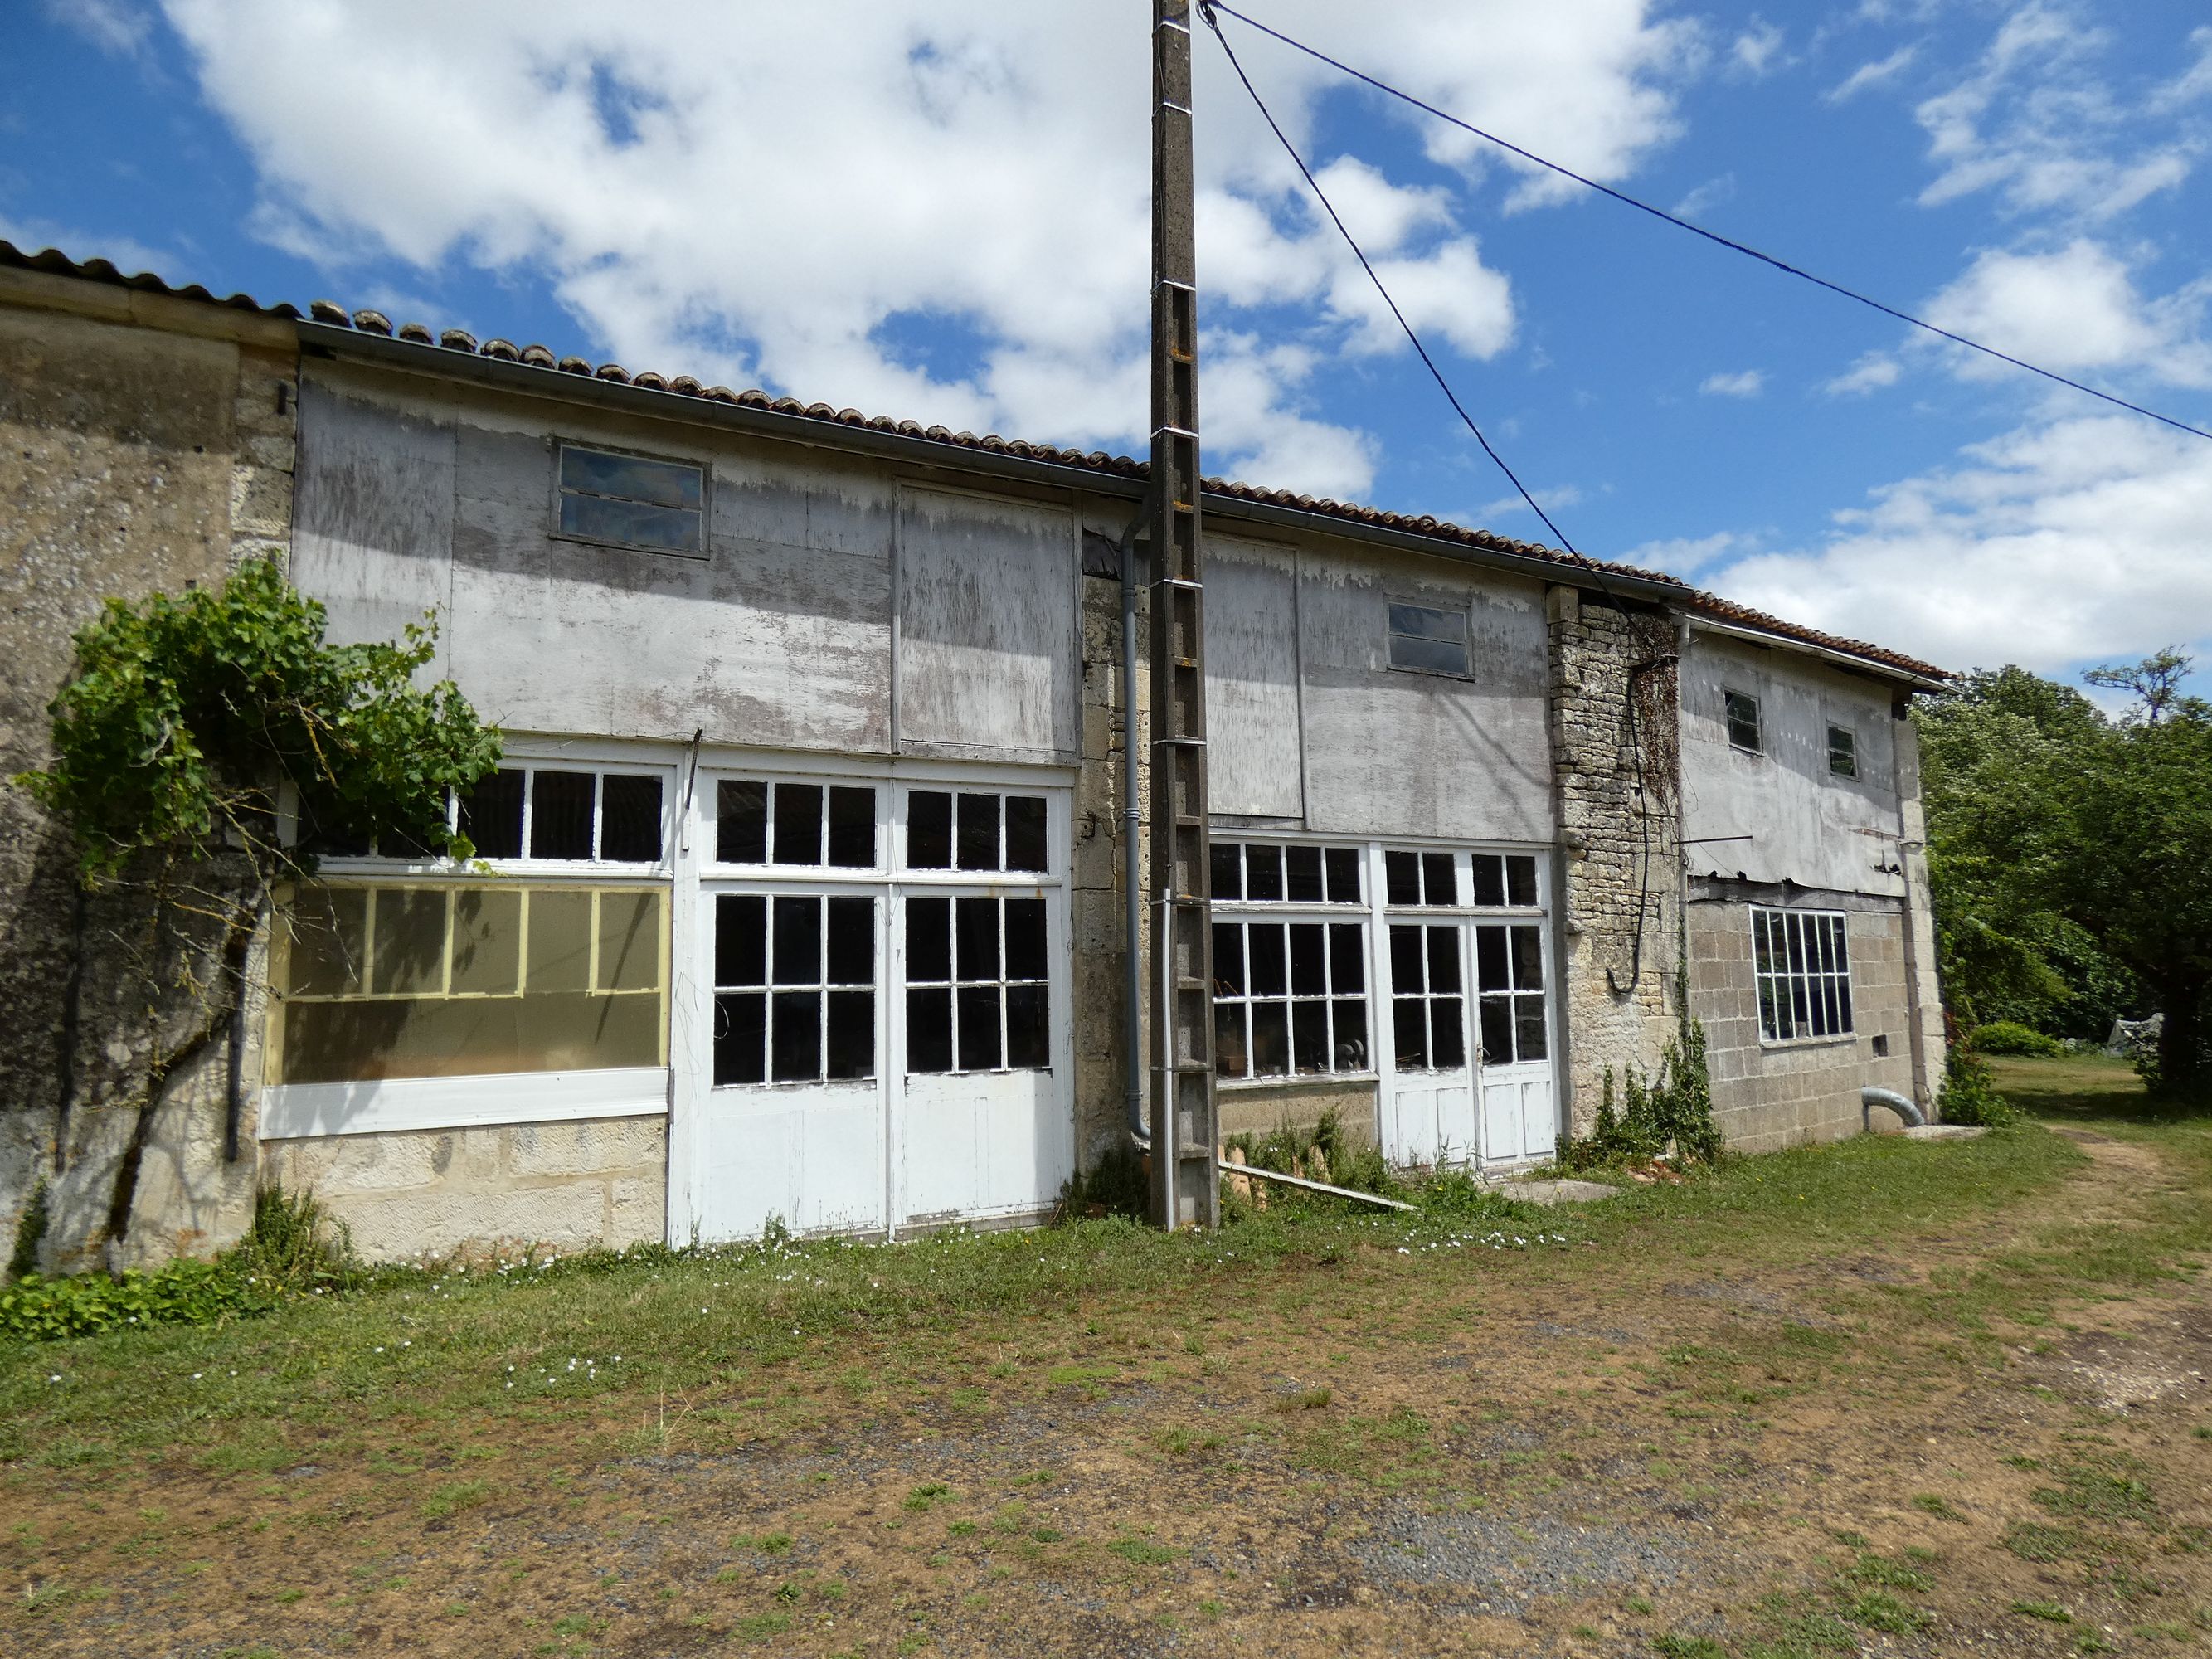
[1121,489,1154,1148]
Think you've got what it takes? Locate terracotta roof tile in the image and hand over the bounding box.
[1,237,1945,681]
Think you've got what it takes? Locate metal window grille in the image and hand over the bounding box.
[1751,907,1855,1042]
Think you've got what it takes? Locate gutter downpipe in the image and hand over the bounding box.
[1121,487,1156,1149]
[1861,1086,1928,1133]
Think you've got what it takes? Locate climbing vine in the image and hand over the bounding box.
[1558,966,1721,1170]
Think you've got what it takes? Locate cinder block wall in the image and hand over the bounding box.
[1689,893,1916,1152]
[262,1117,667,1263]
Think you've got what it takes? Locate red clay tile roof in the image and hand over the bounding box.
[1,239,1945,682]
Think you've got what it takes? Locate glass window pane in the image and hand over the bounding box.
[1389,925,1424,993]
[557,492,702,553]
[1006,984,1050,1069]
[955,792,1000,871]
[717,780,768,864]
[1836,977,1854,1032]
[1286,844,1325,902]
[1331,999,1368,1071]
[957,985,1003,1070]
[1427,927,1462,995]
[450,888,521,995]
[370,889,446,996]
[825,990,874,1080]
[772,784,823,866]
[1248,925,1287,998]
[713,992,766,1085]
[1292,1000,1330,1073]
[828,786,877,868]
[526,889,592,993]
[771,991,821,1082]
[715,894,766,987]
[772,896,820,985]
[1506,855,1539,907]
[1785,915,1806,974]
[1251,1003,1290,1077]
[907,896,950,982]
[1510,925,1544,991]
[1789,975,1810,1034]
[1385,850,1420,907]
[532,771,595,859]
[955,897,1000,982]
[559,446,703,510]
[908,791,953,868]
[1325,846,1360,904]
[1288,923,1326,995]
[1214,1000,1247,1078]
[1422,853,1457,907]
[825,895,873,986]
[599,775,664,864]
[596,890,660,993]
[1475,925,1509,992]
[1210,840,1242,901]
[1432,998,1466,1069]
[1393,999,1429,1070]
[1470,854,1505,907]
[1515,995,1548,1061]
[1752,912,1774,972]
[1213,922,1246,997]
[1004,898,1048,980]
[907,987,953,1073]
[286,886,368,997]
[1389,632,1469,675]
[1328,923,1364,994]
[1757,979,1779,1041]
[1480,995,1513,1063]
[1247,844,1284,902]
[1005,795,1048,873]
[459,769,525,860]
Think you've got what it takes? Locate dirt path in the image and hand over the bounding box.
[10,1130,2212,1657]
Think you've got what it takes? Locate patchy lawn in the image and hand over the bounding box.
[7,1058,2211,1657]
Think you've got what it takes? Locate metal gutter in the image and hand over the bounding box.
[1686,614,1947,693]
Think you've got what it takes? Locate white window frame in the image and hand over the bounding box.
[1751,905,1855,1045]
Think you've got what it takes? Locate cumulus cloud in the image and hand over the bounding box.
[1730,20,1787,78]
[1826,43,1918,104]
[153,0,1695,498]
[1704,414,2212,674]
[1699,369,1765,397]
[1923,241,2212,387]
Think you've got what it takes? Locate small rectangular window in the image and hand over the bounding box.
[717,778,879,870]
[1724,689,1763,753]
[905,790,1050,874]
[1387,602,1471,676]
[1210,842,1364,905]
[1827,724,1858,778]
[451,766,665,867]
[556,444,704,556]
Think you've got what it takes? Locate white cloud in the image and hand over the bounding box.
[1730,19,1787,79]
[1704,413,2212,674]
[1621,529,1743,575]
[1477,483,1584,521]
[1670,173,1735,219]
[41,0,154,58]
[0,213,180,281]
[1699,369,1765,397]
[1923,241,2212,387]
[1822,352,1903,396]
[154,0,1695,496]
[1826,43,1918,104]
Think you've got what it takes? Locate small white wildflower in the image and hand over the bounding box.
[49,1374,61,1384]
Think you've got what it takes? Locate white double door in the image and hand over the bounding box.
[1382,917,1556,1169]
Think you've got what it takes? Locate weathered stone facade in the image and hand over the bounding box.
[1,266,298,1271]
[1544,586,1682,1136]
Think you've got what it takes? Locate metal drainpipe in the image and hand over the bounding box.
[1121,489,1155,1147]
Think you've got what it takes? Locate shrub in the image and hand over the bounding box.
[1938,1044,2016,1126]
[1558,968,1719,1170]
[1968,1020,2064,1057]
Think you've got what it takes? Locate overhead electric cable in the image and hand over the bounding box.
[1203,0,2212,446]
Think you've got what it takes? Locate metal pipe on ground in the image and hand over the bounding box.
[1862,1085,1928,1133]
[1225,1157,1417,1212]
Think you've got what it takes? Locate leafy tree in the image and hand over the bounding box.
[12,560,499,1245]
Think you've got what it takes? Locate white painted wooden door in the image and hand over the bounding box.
[1474,920,1557,1165]
[1383,918,1480,1166]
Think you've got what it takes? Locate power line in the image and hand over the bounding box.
[1204,0,2212,447]
[1199,5,1582,555]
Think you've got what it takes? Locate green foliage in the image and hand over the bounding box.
[1054,1143,1149,1223]
[14,558,500,882]
[1558,972,1719,1168]
[226,1185,363,1295]
[9,1178,51,1281]
[1223,1107,1406,1204]
[1969,1020,2066,1058]
[1938,1044,2015,1127]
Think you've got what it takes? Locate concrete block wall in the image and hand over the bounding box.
[262,1117,667,1263]
[1689,893,1916,1153]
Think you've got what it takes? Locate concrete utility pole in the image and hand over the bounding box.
[1148,0,1220,1229]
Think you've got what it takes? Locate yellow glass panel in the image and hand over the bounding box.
[451,888,522,995]
[283,886,367,998]
[596,889,662,993]
[371,888,448,995]
[526,888,592,994]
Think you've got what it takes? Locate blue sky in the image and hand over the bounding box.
[5,0,2210,692]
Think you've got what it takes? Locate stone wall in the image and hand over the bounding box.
[261,1117,666,1263]
[1218,1078,1378,1144]
[0,270,298,1271]
[1688,888,1917,1152]
[1545,587,1682,1136]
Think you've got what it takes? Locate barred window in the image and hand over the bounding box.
[1213,919,1369,1078]
[1753,907,1854,1042]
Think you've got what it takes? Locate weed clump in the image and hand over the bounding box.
[1558,969,1719,1170]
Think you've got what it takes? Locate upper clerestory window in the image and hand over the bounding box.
[1387,601,1471,676]
[1827,723,1859,778]
[555,443,705,556]
[1723,688,1763,754]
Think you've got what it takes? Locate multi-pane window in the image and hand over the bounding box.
[1210,841,1362,904]
[1383,849,1460,907]
[455,766,667,864]
[712,894,875,1085]
[1213,920,1369,1078]
[717,779,877,868]
[1389,923,1466,1072]
[555,444,705,556]
[1724,689,1763,753]
[1387,601,1471,676]
[1475,922,1548,1063]
[1471,853,1540,907]
[906,790,1049,874]
[1827,724,1858,778]
[905,895,1051,1073]
[1752,907,1855,1042]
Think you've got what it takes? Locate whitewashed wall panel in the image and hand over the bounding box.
[1203,537,1303,818]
